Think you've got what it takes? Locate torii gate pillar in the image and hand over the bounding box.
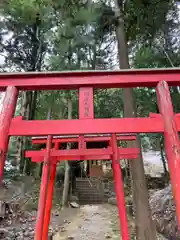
[0,86,18,184]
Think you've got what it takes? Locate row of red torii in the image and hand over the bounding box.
[0,68,180,240]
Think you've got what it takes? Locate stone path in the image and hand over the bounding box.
[53,204,118,240]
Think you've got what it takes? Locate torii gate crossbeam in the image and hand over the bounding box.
[0,69,180,240]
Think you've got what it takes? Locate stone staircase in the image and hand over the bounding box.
[76,178,105,204]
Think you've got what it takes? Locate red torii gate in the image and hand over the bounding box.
[31,134,137,144]
[0,69,180,240]
[26,135,139,239]
[30,134,138,178]
[29,134,137,160]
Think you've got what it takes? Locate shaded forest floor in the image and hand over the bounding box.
[53,204,118,240]
[53,204,167,240]
[0,175,169,239]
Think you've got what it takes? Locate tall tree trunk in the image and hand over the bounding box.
[155,106,168,176]
[15,14,43,174]
[62,97,72,207]
[86,160,90,176]
[16,91,34,174]
[113,1,156,239]
[17,91,30,172]
[159,136,168,175]
[29,91,38,120]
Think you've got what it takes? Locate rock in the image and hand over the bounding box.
[0,201,6,219]
[48,232,53,239]
[24,230,30,237]
[146,175,167,189]
[20,217,26,223]
[29,216,36,222]
[69,201,80,208]
[16,236,24,240]
[104,189,109,194]
[28,227,33,232]
[60,226,66,232]
[105,233,111,238]
[53,232,61,240]
[53,210,59,216]
[111,192,116,197]
[150,185,180,239]
[108,197,116,205]
[0,228,8,238]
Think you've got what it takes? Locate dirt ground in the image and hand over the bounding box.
[52,204,167,240]
[0,176,167,240]
[0,201,167,239]
[53,204,120,240]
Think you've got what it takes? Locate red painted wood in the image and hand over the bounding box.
[149,113,161,118]
[35,135,52,240]
[32,135,136,144]
[157,80,180,226]
[78,136,86,148]
[79,87,94,164]
[79,87,94,119]
[26,147,139,162]
[42,141,58,239]
[9,115,180,136]
[111,134,129,240]
[9,117,172,136]
[42,163,56,240]
[0,86,18,184]
[26,147,139,157]
[26,148,112,158]
[1,68,180,90]
[30,154,139,162]
[2,69,180,238]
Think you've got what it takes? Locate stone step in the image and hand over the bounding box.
[75,178,105,204]
[79,195,103,198]
[77,190,102,195]
[76,187,99,191]
[79,197,103,201]
[76,185,97,188]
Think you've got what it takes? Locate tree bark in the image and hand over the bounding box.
[159,136,168,175]
[62,97,72,207]
[15,14,44,174]
[16,91,33,174]
[29,91,38,120]
[113,1,156,239]
[16,91,29,172]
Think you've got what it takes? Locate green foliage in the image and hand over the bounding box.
[35,90,78,119]
[1,0,180,171]
[125,0,172,42]
[0,0,54,71]
[133,47,162,68]
[135,87,157,117]
[94,89,123,118]
[6,0,47,22]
